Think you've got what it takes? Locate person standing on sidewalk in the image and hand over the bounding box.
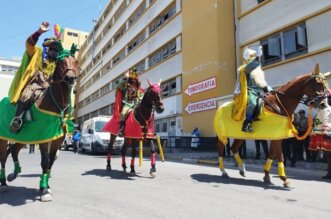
[72,129,81,154]
[309,92,331,179]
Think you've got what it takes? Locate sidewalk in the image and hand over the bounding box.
[164,149,328,171]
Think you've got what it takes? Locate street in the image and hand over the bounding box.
[0,149,331,219]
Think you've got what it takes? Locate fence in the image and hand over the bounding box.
[160,136,217,151]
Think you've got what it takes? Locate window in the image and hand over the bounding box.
[68,32,78,37]
[112,49,126,66]
[99,106,110,116]
[128,1,146,27]
[149,3,176,34]
[100,83,111,96]
[128,31,146,53]
[161,77,178,98]
[149,39,177,67]
[257,0,265,3]
[260,23,308,66]
[114,24,126,43]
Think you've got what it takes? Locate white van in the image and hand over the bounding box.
[80,116,124,154]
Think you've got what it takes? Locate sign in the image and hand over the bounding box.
[185,98,217,115]
[184,77,216,96]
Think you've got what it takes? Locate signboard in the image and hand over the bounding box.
[184,77,216,96]
[184,98,217,115]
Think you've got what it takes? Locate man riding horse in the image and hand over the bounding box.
[232,47,272,133]
[9,21,61,133]
[117,68,144,136]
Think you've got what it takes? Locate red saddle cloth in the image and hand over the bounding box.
[102,88,154,139]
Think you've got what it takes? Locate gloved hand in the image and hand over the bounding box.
[38,21,50,34]
[262,86,272,93]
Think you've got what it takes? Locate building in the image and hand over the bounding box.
[62,28,89,55]
[77,0,331,143]
[76,0,236,138]
[0,57,20,99]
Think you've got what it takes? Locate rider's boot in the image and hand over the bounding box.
[118,121,125,137]
[10,101,26,133]
[242,119,253,133]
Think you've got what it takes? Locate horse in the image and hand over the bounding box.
[0,48,79,201]
[103,80,164,176]
[214,64,328,188]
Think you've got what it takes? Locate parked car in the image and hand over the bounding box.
[61,134,73,150]
[80,116,124,154]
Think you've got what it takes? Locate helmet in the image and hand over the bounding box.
[128,67,138,79]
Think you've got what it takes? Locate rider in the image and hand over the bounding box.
[234,47,272,133]
[117,68,144,137]
[8,21,60,133]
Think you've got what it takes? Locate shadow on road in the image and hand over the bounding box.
[0,186,39,206]
[191,173,290,191]
[82,169,135,181]
[18,174,40,178]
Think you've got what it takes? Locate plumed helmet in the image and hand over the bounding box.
[243,47,257,62]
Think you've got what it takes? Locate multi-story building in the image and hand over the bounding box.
[76,0,236,138]
[0,57,20,99]
[62,28,89,55]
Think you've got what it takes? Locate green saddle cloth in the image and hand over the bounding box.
[0,97,73,144]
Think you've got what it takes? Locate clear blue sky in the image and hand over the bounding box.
[0,0,107,59]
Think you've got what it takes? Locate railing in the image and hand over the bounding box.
[159,136,217,151]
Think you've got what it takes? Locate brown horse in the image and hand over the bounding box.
[0,52,79,201]
[214,64,328,188]
[104,80,164,176]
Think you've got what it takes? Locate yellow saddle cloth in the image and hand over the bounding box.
[214,102,297,145]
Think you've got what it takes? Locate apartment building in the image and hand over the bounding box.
[76,0,236,137]
[62,28,89,55]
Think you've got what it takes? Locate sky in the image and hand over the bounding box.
[0,0,108,59]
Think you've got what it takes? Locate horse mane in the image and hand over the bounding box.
[277,72,311,93]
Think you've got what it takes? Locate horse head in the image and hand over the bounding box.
[302,64,328,109]
[53,44,79,87]
[146,79,164,113]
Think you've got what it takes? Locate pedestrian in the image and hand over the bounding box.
[295,109,310,161]
[191,127,201,149]
[309,92,331,179]
[72,129,81,154]
[254,140,269,160]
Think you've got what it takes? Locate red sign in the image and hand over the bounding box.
[184,77,216,96]
[185,98,217,115]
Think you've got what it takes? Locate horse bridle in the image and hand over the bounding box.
[275,74,327,107]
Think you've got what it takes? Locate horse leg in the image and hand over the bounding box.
[106,134,116,171]
[149,139,156,177]
[273,140,290,188]
[7,143,25,182]
[130,139,137,175]
[263,140,278,184]
[39,143,52,202]
[231,139,246,177]
[0,141,9,187]
[121,139,130,172]
[217,138,229,178]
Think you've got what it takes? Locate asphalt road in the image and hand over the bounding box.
[0,149,330,219]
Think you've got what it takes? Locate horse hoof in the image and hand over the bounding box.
[239,171,246,177]
[263,176,272,184]
[106,165,111,171]
[222,173,229,178]
[7,173,17,182]
[0,182,8,192]
[41,190,52,202]
[129,170,136,176]
[283,181,291,189]
[150,170,156,177]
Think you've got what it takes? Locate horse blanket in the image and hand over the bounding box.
[0,97,72,144]
[214,102,297,145]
